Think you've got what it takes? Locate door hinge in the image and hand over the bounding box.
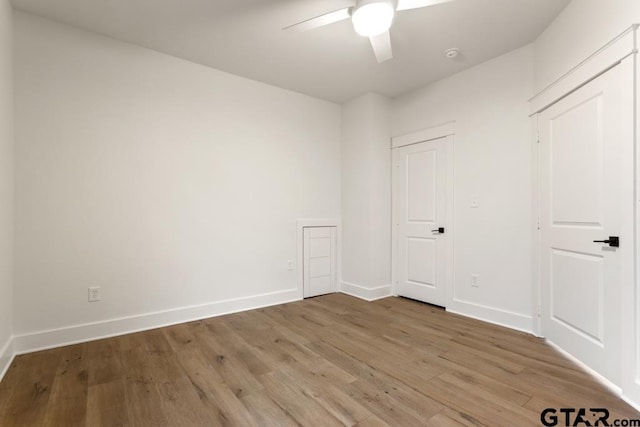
[537,304,541,318]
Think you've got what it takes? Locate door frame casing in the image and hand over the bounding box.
[531,115,542,337]
[391,122,455,306]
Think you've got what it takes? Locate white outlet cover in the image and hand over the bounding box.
[88,286,101,302]
[471,275,479,287]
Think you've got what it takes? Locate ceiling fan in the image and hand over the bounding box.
[283,0,454,63]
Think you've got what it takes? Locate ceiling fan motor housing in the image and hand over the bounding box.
[353,0,398,11]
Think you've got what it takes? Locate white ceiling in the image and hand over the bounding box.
[11,0,571,103]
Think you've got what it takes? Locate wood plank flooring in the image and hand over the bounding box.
[0,294,638,426]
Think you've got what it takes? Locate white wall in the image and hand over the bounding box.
[391,45,534,331]
[0,0,14,373]
[534,0,640,92]
[341,93,392,300]
[13,12,341,347]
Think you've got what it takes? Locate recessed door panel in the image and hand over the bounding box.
[551,249,603,343]
[407,150,437,223]
[309,257,331,278]
[407,237,436,286]
[551,95,603,226]
[308,276,332,297]
[309,238,331,258]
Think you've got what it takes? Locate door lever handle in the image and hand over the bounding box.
[593,236,619,247]
[432,227,445,234]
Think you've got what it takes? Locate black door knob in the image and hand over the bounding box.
[593,236,619,247]
[432,227,445,234]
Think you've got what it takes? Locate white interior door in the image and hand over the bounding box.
[395,138,449,307]
[539,59,634,384]
[303,227,337,298]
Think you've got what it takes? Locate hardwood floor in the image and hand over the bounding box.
[0,293,638,426]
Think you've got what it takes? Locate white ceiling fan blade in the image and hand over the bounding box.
[369,31,393,63]
[396,0,454,11]
[283,8,351,32]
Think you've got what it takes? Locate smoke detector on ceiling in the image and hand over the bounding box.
[444,48,460,59]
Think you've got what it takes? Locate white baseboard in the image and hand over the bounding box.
[546,340,640,412]
[340,281,393,302]
[620,378,640,414]
[0,335,15,382]
[622,394,640,414]
[13,289,300,355]
[447,298,533,334]
[545,339,623,396]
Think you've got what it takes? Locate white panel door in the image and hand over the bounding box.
[303,227,337,298]
[396,138,448,306]
[539,59,633,384]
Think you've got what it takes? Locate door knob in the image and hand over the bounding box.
[432,227,445,234]
[593,236,619,247]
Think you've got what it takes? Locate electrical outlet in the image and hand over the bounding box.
[287,260,294,271]
[88,286,101,302]
[471,274,479,288]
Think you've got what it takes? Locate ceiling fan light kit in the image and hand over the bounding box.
[284,0,455,63]
[351,0,396,37]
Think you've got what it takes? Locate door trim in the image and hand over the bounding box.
[296,219,341,300]
[532,115,542,337]
[392,121,455,149]
[529,25,637,114]
[391,129,454,306]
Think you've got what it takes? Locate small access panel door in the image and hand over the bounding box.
[303,227,337,298]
